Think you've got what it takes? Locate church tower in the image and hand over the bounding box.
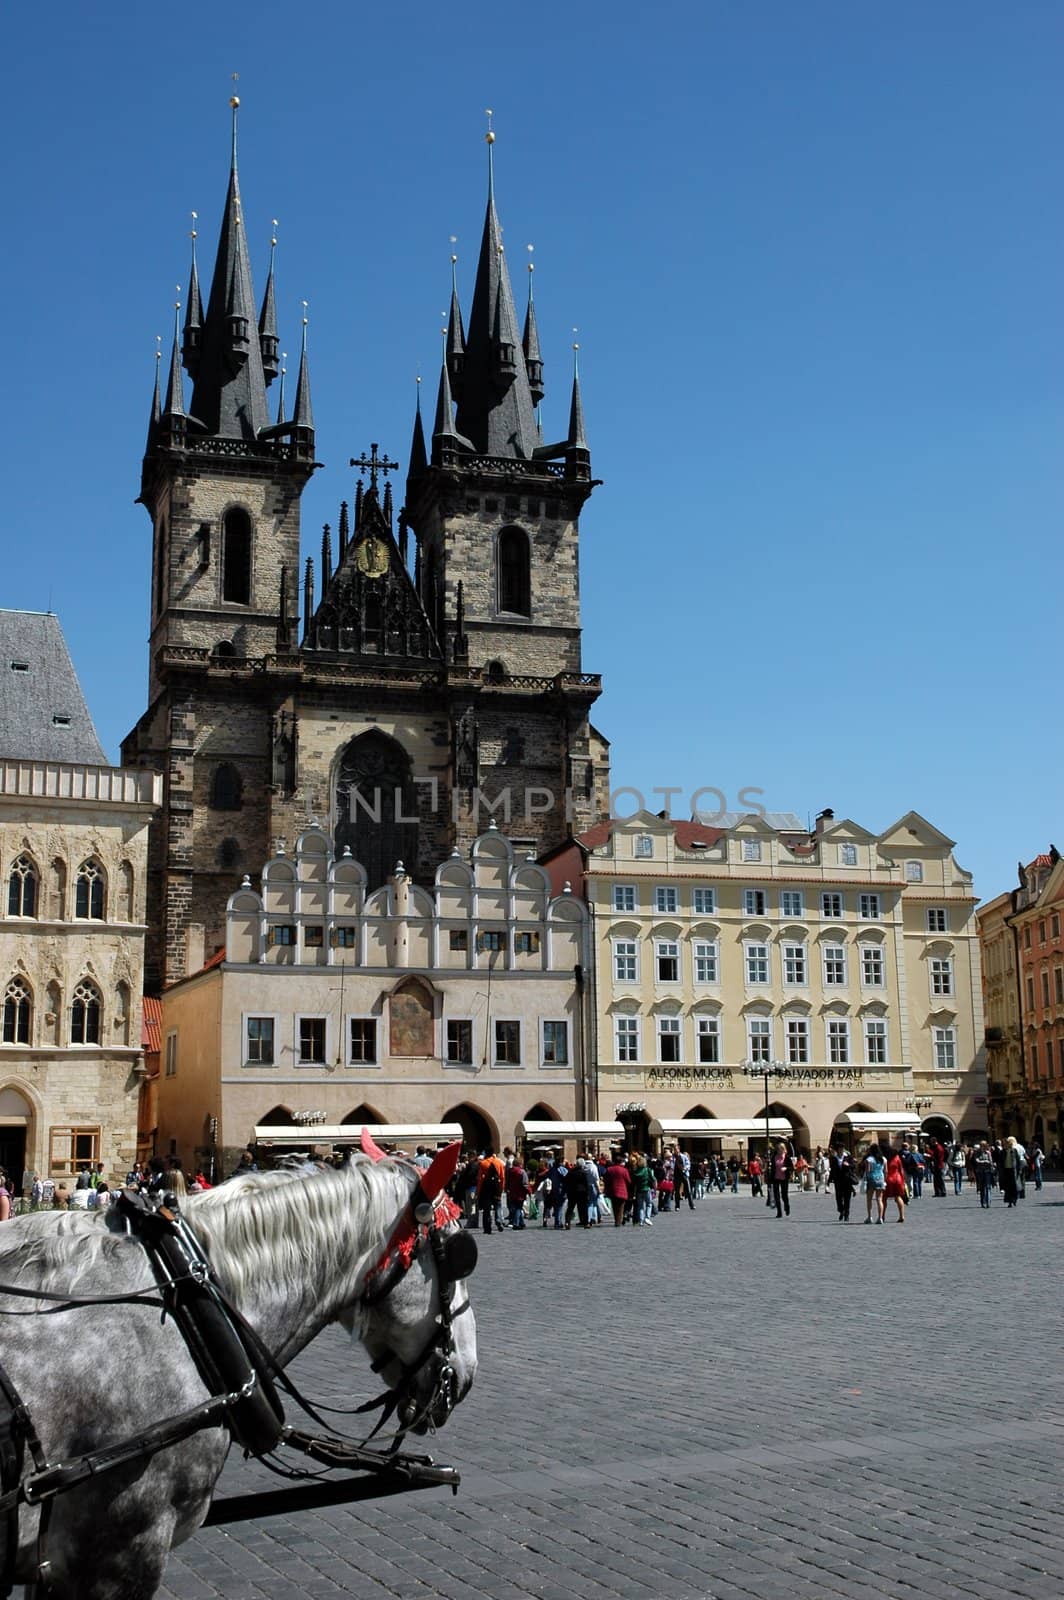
[403,123,607,851]
[124,97,316,989]
[126,109,607,992]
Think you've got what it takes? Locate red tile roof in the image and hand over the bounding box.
[570,819,724,851]
[141,995,162,1054]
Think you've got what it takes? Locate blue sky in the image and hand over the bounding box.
[3,1,1061,901]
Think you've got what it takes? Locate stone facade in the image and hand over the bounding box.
[0,759,160,1183]
[544,808,988,1154]
[157,826,589,1175]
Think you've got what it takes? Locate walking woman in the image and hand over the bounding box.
[862,1144,888,1224]
[884,1146,907,1223]
[1001,1135,1024,1208]
[973,1141,996,1209]
[770,1141,793,1218]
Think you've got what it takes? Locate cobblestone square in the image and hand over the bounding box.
[157,1182,1064,1600]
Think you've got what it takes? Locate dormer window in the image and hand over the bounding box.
[52,714,71,727]
[9,661,28,673]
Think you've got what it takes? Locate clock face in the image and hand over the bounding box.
[355,536,389,579]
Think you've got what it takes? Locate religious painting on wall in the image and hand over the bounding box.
[389,980,434,1058]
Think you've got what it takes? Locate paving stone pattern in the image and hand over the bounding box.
[158,1182,1064,1600]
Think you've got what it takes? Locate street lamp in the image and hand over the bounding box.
[740,1059,792,1207]
[905,1095,932,1141]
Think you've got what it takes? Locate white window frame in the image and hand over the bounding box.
[693,939,719,985]
[744,942,769,985]
[493,1019,522,1067]
[612,884,637,913]
[905,860,924,883]
[741,839,762,862]
[695,1015,720,1064]
[839,843,858,867]
[296,1014,329,1066]
[932,1025,957,1071]
[860,944,885,987]
[655,939,680,983]
[780,889,804,918]
[654,885,678,914]
[858,893,881,920]
[785,1017,809,1065]
[347,1015,379,1066]
[615,1014,640,1063]
[693,887,717,915]
[243,1013,278,1066]
[657,1014,682,1063]
[820,891,844,919]
[823,944,847,986]
[743,888,767,917]
[782,942,807,986]
[634,834,654,859]
[746,1017,772,1064]
[541,1019,569,1066]
[827,1018,850,1064]
[930,956,954,998]
[613,938,638,983]
[864,1019,888,1065]
[445,1018,474,1066]
[926,907,947,933]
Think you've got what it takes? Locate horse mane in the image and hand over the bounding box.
[185,1156,414,1307]
[0,1157,415,1309]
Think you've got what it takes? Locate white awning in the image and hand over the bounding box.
[833,1112,922,1132]
[253,1122,464,1145]
[648,1118,793,1139]
[516,1121,625,1141]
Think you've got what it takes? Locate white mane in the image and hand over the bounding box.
[186,1155,414,1307]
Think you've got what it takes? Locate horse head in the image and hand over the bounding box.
[348,1140,478,1435]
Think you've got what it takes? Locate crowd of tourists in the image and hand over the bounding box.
[446,1133,1050,1233]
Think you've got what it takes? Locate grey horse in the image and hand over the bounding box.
[0,1154,477,1600]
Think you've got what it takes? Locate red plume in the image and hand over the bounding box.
[420,1140,462,1199]
[360,1126,388,1162]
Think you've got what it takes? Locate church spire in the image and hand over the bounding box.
[292,303,314,433]
[163,294,186,422]
[408,377,428,486]
[522,247,543,409]
[188,91,271,440]
[145,339,162,454]
[182,214,203,379]
[447,248,465,398]
[259,221,280,385]
[453,116,540,458]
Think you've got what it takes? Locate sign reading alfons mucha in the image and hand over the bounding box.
[645,1066,865,1091]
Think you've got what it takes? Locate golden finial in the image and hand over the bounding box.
[189,210,197,241]
[271,218,279,248]
[301,299,308,327]
[527,243,534,276]
[485,108,495,144]
[230,71,240,109]
[155,334,162,362]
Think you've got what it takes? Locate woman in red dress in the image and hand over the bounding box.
[884,1148,908,1223]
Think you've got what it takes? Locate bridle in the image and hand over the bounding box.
[354,1154,478,1438]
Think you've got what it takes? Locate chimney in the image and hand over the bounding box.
[814,808,834,837]
[185,923,206,976]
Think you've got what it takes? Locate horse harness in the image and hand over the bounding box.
[0,1173,476,1595]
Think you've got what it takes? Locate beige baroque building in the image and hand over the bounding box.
[158,824,588,1173]
[0,612,160,1184]
[545,807,987,1153]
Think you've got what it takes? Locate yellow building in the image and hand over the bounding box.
[158,824,588,1173]
[976,887,1026,1140]
[547,808,986,1154]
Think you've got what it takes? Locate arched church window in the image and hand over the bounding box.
[71,979,101,1045]
[210,764,243,812]
[7,854,38,917]
[335,730,418,893]
[155,516,168,618]
[212,640,236,659]
[75,859,105,920]
[498,527,531,617]
[2,977,31,1044]
[222,508,252,605]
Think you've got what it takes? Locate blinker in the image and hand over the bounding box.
[444,1230,478,1282]
[413,1201,434,1225]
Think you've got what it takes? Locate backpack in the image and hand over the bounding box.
[480,1167,501,1204]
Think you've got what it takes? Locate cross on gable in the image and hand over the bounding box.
[349,442,399,491]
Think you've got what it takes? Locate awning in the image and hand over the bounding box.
[253,1122,464,1145]
[648,1118,793,1140]
[832,1112,922,1132]
[516,1121,625,1141]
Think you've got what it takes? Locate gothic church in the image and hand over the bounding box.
[122,107,609,990]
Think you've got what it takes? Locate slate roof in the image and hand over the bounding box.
[692,810,807,832]
[0,611,107,764]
